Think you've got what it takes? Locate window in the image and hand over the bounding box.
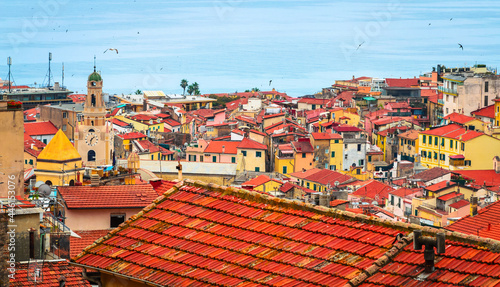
[398,198,401,208]
[231,157,235,163]
[87,150,96,162]
[110,214,125,228]
[345,144,348,149]
[334,139,339,144]
[434,137,438,146]
[316,145,319,149]
[62,124,67,131]
[151,155,154,160]
[325,149,329,154]
[91,94,96,107]
[283,166,287,174]
[325,163,329,169]
[450,140,453,148]
[390,195,394,205]
[485,95,489,107]
[302,153,306,158]
[306,182,310,188]
[200,156,204,162]
[440,154,445,161]
[43,139,47,144]
[357,144,361,151]
[368,155,372,162]
[331,151,335,158]
[313,184,317,191]
[485,81,489,93]
[315,156,319,161]
[461,143,465,151]
[423,135,426,144]
[415,210,418,216]
[193,155,197,161]
[212,155,217,162]
[434,152,437,160]
[400,139,403,146]
[29,159,34,165]
[255,167,260,172]
[359,159,364,166]
[441,138,444,147]
[344,154,348,159]
[312,104,316,110]
[330,165,336,171]
[256,151,262,157]
[62,112,68,118]
[242,151,247,156]
[465,160,471,166]
[158,154,160,160]
[356,169,361,174]
[422,150,427,157]
[428,152,431,159]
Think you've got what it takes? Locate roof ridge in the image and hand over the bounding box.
[184,179,500,252]
[345,233,414,287]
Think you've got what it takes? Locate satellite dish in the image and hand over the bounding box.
[34,181,45,188]
[38,184,51,197]
[334,181,340,187]
[371,201,378,206]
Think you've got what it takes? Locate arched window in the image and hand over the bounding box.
[69,179,75,186]
[88,128,95,133]
[88,150,96,162]
[91,120,94,126]
[91,94,96,107]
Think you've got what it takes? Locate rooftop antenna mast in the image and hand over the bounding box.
[7,56,12,93]
[43,52,53,88]
[61,62,64,88]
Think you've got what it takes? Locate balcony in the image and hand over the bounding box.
[438,86,458,95]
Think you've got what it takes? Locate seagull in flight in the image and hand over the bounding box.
[104,48,119,54]
[356,41,365,50]
[269,80,272,86]
[450,18,453,21]
[458,43,463,50]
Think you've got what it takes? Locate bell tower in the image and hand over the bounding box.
[75,58,114,167]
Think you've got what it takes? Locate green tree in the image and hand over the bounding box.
[180,79,188,95]
[192,82,200,95]
[187,84,195,95]
[135,89,142,95]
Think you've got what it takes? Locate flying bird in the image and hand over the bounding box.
[428,23,431,26]
[458,43,463,50]
[269,80,272,86]
[450,18,453,21]
[65,29,68,32]
[104,48,119,54]
[356,41,365,50]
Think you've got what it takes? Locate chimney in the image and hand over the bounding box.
[470,196,478,216]
[414,230,445,273]
[222,145,225,154]
[488,223,492,232]
[176,161,183,181]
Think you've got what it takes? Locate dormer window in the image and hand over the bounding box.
[92,82,96,86]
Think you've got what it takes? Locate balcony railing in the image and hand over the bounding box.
[438,86,457,95]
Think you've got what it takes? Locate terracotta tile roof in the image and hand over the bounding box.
[426,181,456,192]
[237,137,267,150]
[71,230,111,258]
[231,128,245,135]
[304,169,353,186]
[249,129,267,136]
[129,114,158,121]
[163,118,181,127]
[150,180,178,196]
[73,180,500,286]
[444,112,476,124]
[311,132,342,140]
[297,97,328,104]
[23,106,40,121]
[117,132,147,140]
[155,113,170,118]
[420,89,438,98]
[329,199,349,207]
[449,199,470,209]
[68,93,86,103]
[332,125,363,133]
[453,170,500,190]
[288,168,323,179]
[397,129,419,140]
[410,167,451,182]
[235,115,257,125]
[471,104,495,119]
[437,191,461,201]
[263,112,285,119]
[242,175,282,187]
[446,200,500,240]
[111,118,129,127]
[291,138,314,153]
[135,140,174,155]
[204,140,239,154]
[385,78,419,88]
[212,121,237,127]
[24,121,58,136]
[386,102,410,109]
[58,184,158,209]
[191,108,225,118]
[351,179,395,203]
[109,107,120,116]
[420,124,484,142]
[389,188,422,198]
[10,260,91,286]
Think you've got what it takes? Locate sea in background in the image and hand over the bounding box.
[1,0,500,97]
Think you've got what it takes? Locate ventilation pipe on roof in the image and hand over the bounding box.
[413,230,445,273]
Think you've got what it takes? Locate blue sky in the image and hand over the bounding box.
[1,0,499,96]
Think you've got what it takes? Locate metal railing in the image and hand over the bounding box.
[43,212,70,233]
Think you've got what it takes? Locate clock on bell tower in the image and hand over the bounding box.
[75,60,114,167]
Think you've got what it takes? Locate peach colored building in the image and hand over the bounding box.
[291,138,314,172]
[57,184,159,231]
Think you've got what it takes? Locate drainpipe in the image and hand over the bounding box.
[82,268,102,287]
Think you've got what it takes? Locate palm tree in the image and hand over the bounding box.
[187,84,195,95]
[192,82,199,95]
[135,89,142,95]
[180,79,188,95]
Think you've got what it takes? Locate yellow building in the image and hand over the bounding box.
[419,124,500,170]
[329,108,361,127]
[237,138,267,172]
[117,132,148,152]
[274,144,294,175]
[495,99,500,127]
[241,175,283,195]
[398,129,419,162]
[444,112,486,132]
[115,114,164,133]
[35,129,84,186]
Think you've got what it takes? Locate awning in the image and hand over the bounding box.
[363,97,376,101]
[449,155,465,160]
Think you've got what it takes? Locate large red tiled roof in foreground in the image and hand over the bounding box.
[447,200,500,241]
[72,180,500,286]
[71,229,111,258]
[10,260,91,286]
[58,184,158,209]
